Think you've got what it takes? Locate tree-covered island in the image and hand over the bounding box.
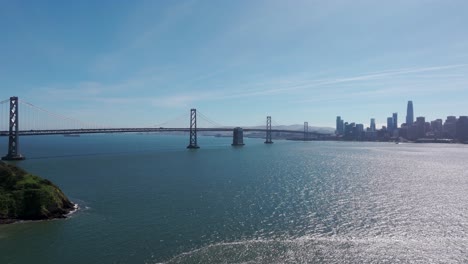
[0,162,75,224]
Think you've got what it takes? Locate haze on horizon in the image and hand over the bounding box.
[1,0,467,128]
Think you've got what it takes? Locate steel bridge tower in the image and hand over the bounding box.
[2,97,25,160]
[187,108,200,149]
[265,116,273,144]
[304,122,309,141]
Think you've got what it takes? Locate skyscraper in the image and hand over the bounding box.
[393,113,398,129]
[387,117,394,132]
[406,101,414,125]
[415,117,426,138]
[444,116,457,138]
[370,118,376,132]
[456,116,468,142]
[336,116,344,135]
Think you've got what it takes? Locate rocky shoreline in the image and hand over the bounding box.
[0,203,78,225]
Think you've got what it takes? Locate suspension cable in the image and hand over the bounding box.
[197,111,225,127]
[153,112,187,128]
[19,100,93,129]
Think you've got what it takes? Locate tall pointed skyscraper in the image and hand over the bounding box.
[406,101,414,125]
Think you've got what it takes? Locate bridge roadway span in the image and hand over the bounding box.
[0,128,327,136]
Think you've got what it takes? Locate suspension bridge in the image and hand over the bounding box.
[0,96,330,161]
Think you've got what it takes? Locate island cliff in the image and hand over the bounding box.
[0,162,75,224]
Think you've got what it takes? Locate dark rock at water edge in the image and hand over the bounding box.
[0,162,75,224]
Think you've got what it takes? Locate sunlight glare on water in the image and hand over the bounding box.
[1,135,468,264]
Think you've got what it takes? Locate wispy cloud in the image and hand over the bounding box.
[26,63,468,112]
[90,1,196,74]
[161,63,468,103]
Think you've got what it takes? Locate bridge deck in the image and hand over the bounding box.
[0,128,330,136]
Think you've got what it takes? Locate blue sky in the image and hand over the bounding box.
[1,0,468,128]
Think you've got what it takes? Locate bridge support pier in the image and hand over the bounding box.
[2,96,25,161]
[187,108,200,149]
[265,116,273,144]
[304,121,308,141]
[231,127,245,146]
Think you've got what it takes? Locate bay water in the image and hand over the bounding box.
[1,134,468,263]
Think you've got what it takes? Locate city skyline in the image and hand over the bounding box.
[336,100,435,130]
[336,99,468,142]
[1,1,468,127]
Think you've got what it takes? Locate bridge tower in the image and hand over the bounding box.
[187,108,200,149]
[232,127,245,146]
[2,97,25,160]
[265,116,273,144]
[304,121,308,141]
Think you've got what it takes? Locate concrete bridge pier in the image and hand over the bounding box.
[304,121,308,141]
[231,127,245,146]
